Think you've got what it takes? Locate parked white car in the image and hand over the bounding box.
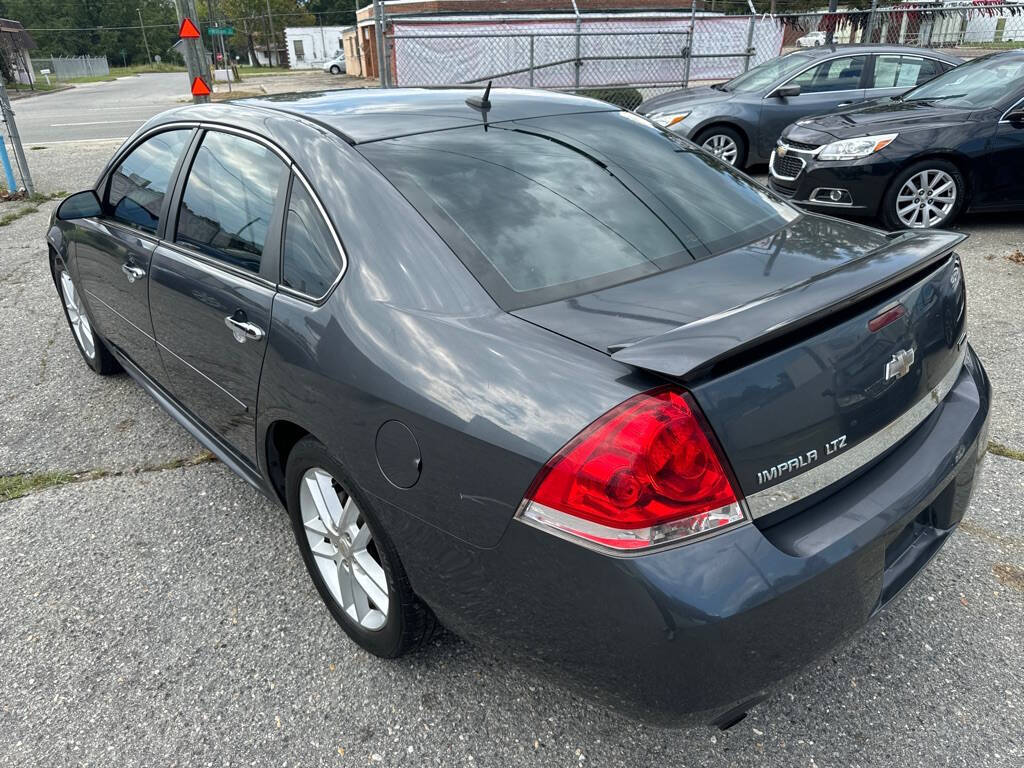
[323,55,346,74]
[797,31,826,47]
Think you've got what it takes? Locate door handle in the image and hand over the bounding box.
[121,263,146,283]
[224,314,265,343]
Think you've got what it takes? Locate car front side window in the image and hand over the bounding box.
[790,55,866,94]
[174,130,287,274]
[105,129,192,233]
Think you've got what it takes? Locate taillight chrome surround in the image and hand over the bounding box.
[517,497,747,553]
[515,387,749,554]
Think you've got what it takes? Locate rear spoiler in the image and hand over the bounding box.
[610,229,966,379]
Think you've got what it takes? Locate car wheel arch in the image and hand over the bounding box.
[889,151,974,207]
[264,420,315,505]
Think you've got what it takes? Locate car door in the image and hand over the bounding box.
[73,128,194,377]
[148,128,289,464]
[866,54,948,102]
[759,54,867,157]
[975,96,1024,209]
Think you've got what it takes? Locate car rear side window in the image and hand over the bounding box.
[282,176,342,298]
[359,111,798,309]
[106,129,191,233]
[790,55,866,93]
[872,55,941,88]
[175,131,287,274]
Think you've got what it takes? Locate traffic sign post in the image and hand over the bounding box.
[173,0,212,104]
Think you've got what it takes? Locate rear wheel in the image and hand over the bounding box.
[695,126,746,168]
[329,65,341,74]
[53,259,120,375]
[882,159,965,230]
[285,437,438,657]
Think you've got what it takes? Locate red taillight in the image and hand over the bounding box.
[868,303,906,333]
[518,388,746,551]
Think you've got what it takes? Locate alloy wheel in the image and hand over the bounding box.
[60,270,96,360]
[895,169,957,229]
[300,467,389,630]
[702,134,739,165]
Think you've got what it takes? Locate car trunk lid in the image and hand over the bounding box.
[514,215,968,511]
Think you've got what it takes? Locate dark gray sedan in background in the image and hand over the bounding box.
[637,44,960,168]
[47,88,990,726]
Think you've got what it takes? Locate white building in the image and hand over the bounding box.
[284,25,353,69]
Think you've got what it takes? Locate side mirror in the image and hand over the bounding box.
[56,190,102,221]
[773,84,801,99]
[1006,108,1024,125]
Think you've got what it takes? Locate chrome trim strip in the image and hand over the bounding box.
[746,339,969,519]
[769,150,806,181]
[88,286,247,410]
[155,338,248,411]
[84,289,155,341]
[279,164,348,304]
[999,95,1024,123]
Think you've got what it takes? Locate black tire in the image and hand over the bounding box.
[50,252,121,375]
[693,125,748,169]
[285,436,439,657]
[329,65,341,74]
[881,158,966,231]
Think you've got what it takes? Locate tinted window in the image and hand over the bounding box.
[359,111,798,309]
[872,55,942,88]
[903,52,1024,108]
[722,51,816,93]
[282,177,342,297]
[790,55,865,93]
[106,130,191,232]
[175,131,286,273]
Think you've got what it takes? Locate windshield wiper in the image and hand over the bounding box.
[906,93,967,103]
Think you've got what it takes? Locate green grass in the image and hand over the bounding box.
[0,192,67,227]
[0,472,76,502]
[58,62,187,84]
[0,451,216,504]
[988,441,1024,462]
[237,66,305,78]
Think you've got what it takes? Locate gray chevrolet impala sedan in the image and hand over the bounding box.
[47,88,990,726]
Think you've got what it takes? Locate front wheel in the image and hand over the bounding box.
[285,437,439,657]
[695,126,747,168]
[53,259,120,375]
[881,160,965,230]
[329,65,341,74]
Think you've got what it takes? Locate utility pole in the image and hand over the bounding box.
[266,0,277,67]
[826,0,839,45]
[0,81,34,195]
[373,0,387,86]
[174,0,212,104]
[137,8,153,65]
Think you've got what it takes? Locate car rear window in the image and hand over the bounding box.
[359,110,798,309]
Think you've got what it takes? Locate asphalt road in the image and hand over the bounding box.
[11,73,192,144]
[0,121,1022,767]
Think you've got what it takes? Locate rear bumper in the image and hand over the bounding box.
[384,346,991,725]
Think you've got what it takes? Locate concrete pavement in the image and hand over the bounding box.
[0,113,1021,768]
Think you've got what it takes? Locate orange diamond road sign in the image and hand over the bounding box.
[179,18,201,39]
[190,77,211,96]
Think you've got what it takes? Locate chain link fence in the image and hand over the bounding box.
[31,55,110,83]
[372,3,1024,102]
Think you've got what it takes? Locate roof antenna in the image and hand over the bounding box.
[466,80,492,111]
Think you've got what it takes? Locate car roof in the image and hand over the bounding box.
[793,43,961,61]
[227,87,619,144]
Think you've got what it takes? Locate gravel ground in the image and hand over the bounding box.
[0,142,1022,767]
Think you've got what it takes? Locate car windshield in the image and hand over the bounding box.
[359,111,798,309]
[720,52,817,93]
[902,52,1024,108]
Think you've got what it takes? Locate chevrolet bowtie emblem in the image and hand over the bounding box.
[777,146,788,157]
[885,347,916,382]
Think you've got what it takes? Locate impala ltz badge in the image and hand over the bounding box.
[756,435,848,486]
[885,347,916,382]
